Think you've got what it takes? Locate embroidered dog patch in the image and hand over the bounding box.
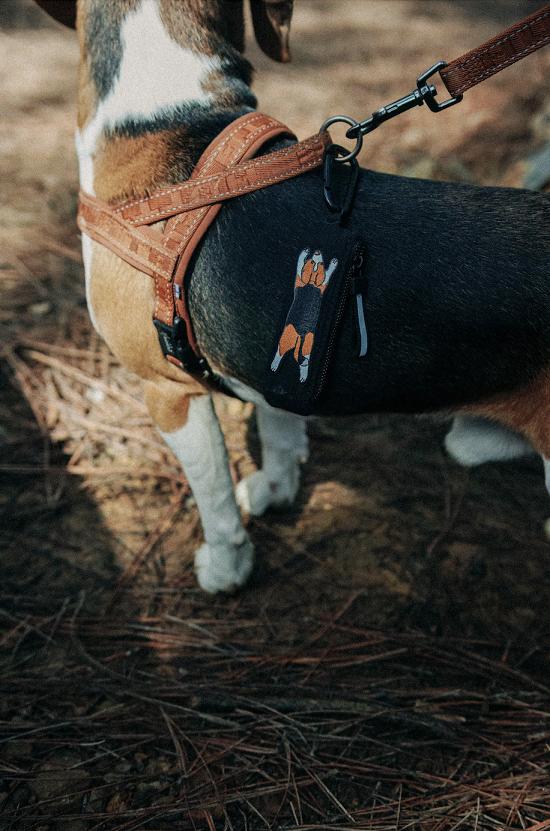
[271,248,338,384]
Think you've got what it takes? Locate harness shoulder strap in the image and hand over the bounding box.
[153,112,296,364]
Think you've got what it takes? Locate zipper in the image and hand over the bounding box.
[312,238,369,400]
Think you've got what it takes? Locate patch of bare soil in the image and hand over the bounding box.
[1,2,549,828]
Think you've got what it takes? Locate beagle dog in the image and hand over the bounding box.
[33,1,550,594]
[271,249,339,384]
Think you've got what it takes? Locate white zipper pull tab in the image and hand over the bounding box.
[348,243,369,358]
[355,292,368,357]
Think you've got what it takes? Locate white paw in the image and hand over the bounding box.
[194,536,254,594]
[236,468,299,516]
[444,417,532,467]
[444,428,486,467]
[236,471,273,516]
[299,358,309,384]
[271,351,282,372]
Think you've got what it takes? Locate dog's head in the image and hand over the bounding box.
[302,252,326,287]
[33,0,294,62]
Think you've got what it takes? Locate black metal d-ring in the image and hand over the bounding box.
[319,115,363,163]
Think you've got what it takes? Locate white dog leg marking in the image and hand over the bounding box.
[271,350,283,372]
[445,416,532,467]
[322,257,339,287]
[161,396,253,593]
[542,457,550,541]
[236,403,308,516]
[75,130,102,334]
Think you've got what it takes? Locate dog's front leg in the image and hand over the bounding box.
[236,403,308,516]
[157,393,254,593]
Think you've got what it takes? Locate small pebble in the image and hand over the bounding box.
[29,301,51,316]
[86,386,105,404]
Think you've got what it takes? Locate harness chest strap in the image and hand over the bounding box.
[78,113,329,376]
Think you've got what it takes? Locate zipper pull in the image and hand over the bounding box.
[348,242,369,358]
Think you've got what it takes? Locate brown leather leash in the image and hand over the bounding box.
[77,4,550,388]
[339,3,550,158]
[441,4,550,98]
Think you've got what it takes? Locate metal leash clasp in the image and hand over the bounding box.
[320,61,463,163]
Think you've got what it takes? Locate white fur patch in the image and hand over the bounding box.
[80,0,219,161]
[225,377,272,408]
[229,382,309,516]
[445,416,532,467]
[80,233,101,333]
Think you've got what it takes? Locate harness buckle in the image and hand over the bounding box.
[154,316,241,399]
[154,316,210,378]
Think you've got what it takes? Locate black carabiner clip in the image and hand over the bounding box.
[323,143,359,223]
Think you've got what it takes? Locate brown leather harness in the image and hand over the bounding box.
[78,114,328,386]
[77,5,550,388]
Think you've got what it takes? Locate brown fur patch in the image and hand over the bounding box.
[93,132,172,202]
[92,126,220,202]
[159,0,245,57]
[464,370,550,457]
[76,2,96,128]
[302,331,314,357]
[77,64,97,130]
[89,241,206,432]
[278,324,299,356]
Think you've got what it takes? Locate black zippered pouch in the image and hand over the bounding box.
[264,234,368,414]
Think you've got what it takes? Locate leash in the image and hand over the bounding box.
[324,3,550,164]
[77,4,549,390]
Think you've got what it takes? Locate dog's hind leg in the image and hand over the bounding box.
[236,401,308,517]
[541,457,550,540]
[145,382,254,593]
[271,324,300,372]
[299,332,314,384]
[445,416,533,467]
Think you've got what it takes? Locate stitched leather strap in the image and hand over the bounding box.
[78,192,176,279]
[440,3,550,97]
[77,112,329,372]
[115,132,328,225]
[153,113,306,351]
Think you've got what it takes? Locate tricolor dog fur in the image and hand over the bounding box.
[271,249,339,384]
[35,1,549,593]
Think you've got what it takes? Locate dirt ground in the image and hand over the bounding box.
[1,1,550,828]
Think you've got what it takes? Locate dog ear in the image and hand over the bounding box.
[33,1,77,28]
[249,0,293,63]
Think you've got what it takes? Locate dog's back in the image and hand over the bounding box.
[190,168,550,415]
